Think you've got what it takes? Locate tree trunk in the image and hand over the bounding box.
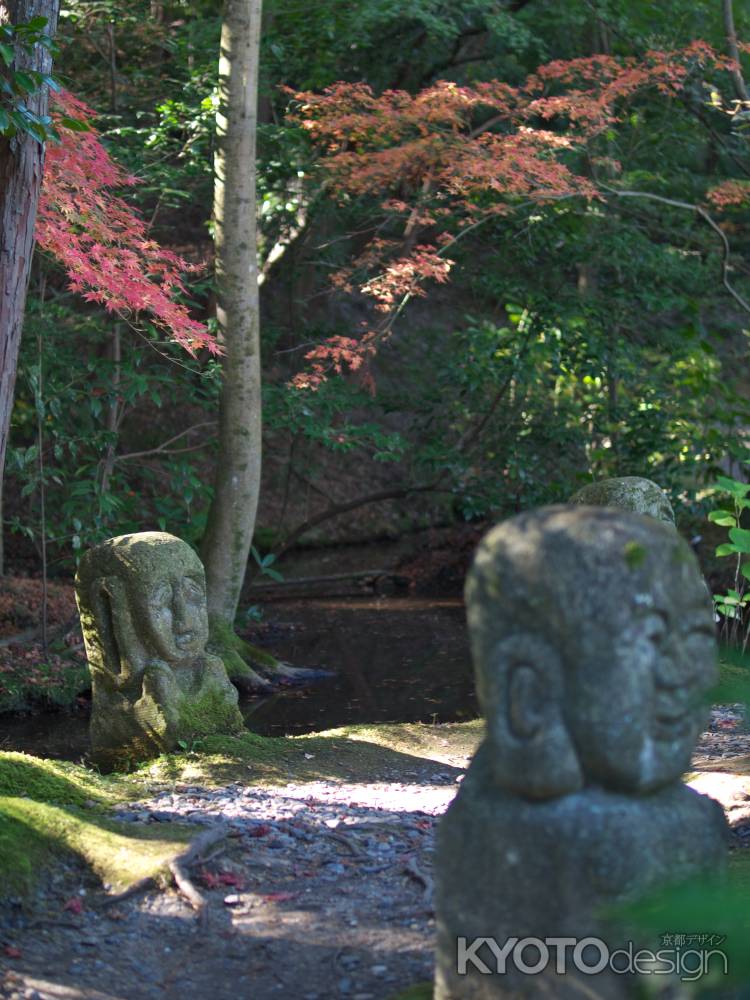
[723,0,749,104]
[202,0,263,627]
[0,0,59,540]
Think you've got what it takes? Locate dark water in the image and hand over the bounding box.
[0,597,476,762]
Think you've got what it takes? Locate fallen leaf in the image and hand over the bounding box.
[247,824,271,838]
[201,869,246,890]
[63,897,84,914]
[3,945,22,959]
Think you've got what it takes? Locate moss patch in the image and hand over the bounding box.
[0,751,140,805]
[388,985,431,1000]
[325,720,483,766]
[0,751,188,895]
[177,685,244,742]
[140,720,482,787]
[209,616,280,689]
[0,796,193,894]
[715,654,750,706]
[0,721,481,899]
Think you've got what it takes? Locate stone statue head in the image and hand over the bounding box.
[568,476,675,525]
[76,531,210,686]
[466,506,715,800]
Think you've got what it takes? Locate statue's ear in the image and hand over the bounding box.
[478,635,583,800]
[89,576,144,684]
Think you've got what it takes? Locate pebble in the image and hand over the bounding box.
[5,772,455,1000]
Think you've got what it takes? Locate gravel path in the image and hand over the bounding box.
[2,707,749,1000]
[0,764,462,1000]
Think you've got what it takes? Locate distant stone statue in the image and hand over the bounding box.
[76,532,243,769]
[435,506,728,999]
[569,475,675,525]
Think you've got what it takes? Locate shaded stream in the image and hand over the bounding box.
[0,597,477,762]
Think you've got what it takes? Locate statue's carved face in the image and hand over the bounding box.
[142,568,209,663]
[563,551,716,792]
[468,507,716,799]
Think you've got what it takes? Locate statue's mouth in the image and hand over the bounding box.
[653,705,693,740]
[175,632,196,647]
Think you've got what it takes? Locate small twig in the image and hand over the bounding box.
[0,613,78,649]
[26,919,82,931]
[113,421,217,464]
[601,186,750,316]
[168,824,229,927]
[403,858,434,904]
[101,824,230,923]
[102,876,156,907]
[248,569,400,591]
[325,829,363,858]
[199,843,228,867]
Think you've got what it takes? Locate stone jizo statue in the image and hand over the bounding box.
[434,506,728,999]
[76,531,243,769]
[569,475,675,525]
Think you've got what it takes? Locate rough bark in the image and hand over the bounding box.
[723,0,749,104]
[202,0,263,626]
[0,0,59,525]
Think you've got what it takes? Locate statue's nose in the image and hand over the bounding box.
[172,588,189,628]
[654,634,704,690]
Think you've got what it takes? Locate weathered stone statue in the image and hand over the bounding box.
[76,532,243,769]
[435,507,728,999]
[569,475,675,525]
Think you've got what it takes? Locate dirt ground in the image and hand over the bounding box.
[0,731,472,1000]
[2,568,750,1000]
[2,711,750,1000]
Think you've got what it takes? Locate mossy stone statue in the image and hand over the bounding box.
[434,506,728,999]
[75,532,243,769]
[569,475,675,525]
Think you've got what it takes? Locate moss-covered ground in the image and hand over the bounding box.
[0,721,481,898]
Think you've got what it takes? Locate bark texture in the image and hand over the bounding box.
[0,0,59,500]
[202,0,263,625]
[723,0,749,104]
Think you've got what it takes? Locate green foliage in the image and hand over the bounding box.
[708,476,750,648]
[7,293,220,568]
[0,15,61,141]
[0,653,89,714]
[4,0,750,575]
[250,545,283,583]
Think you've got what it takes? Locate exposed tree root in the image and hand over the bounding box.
[168,825,228,928]
[102,875,156,907]
[209,617,333,695]
[403,858,434,908]
[102,824,230,927]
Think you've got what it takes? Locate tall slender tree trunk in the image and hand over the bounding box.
[723,0,748,104]
[0,0,59,572]
[202,0,263,627]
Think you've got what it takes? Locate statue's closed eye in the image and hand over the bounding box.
[150,582,172,605]
[183,577,204,599]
